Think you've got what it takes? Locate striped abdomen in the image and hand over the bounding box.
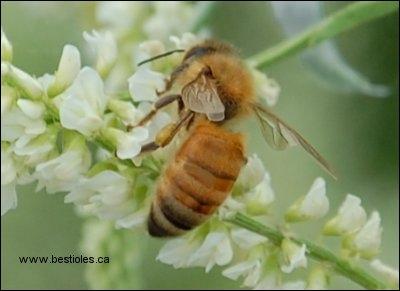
[148,121,246,237]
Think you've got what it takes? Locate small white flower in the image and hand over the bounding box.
[1,101,46,143]
[6,64,43,99]
[83,30,117,77]
[244,173,275,215]
[114,127,148,159]
[107,99,139,124]
[370,259,399,288]
[47,44,81,97]
[65,170,133,220]
[1,27,13,62]
[16,99,45,119]
[223,258,262,287]
[307,267,329,290]
[37,73,55,92]
[101,127,148,160]
[285,177,329,222]
[343,211,382,259]
[236,154,267,190]
[60,67,108,136]
[13,131,55,163]
[116,207,148,229]
[128,67,166,102]
[187,231,233,272]
[35,151,89,193]
[280,239,307,273]
[35,134,91,194]
[157,234,203,268]
[323,194,367,236]
[170,32,200,50]
[253,70,280,107]
[230,228,268,250]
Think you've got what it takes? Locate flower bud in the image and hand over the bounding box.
[323,194,367,236]
[128,67,165,102]
[342,211,382,260]
[107,99,139,124]
[7,64,43,99]
[83,30,117,78]
[285,177,329,222]
[280,238,307,273]
[48,44,81,97]
[17,99,45,119]
[244,173,275,215]
[59,67,108,136]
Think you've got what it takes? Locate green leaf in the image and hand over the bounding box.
[270,2,391,97]
[248,2,399,69]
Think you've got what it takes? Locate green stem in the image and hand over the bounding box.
[247,1,399,69]
[226,212,387,290]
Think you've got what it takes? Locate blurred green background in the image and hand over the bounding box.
[1,1,398,290]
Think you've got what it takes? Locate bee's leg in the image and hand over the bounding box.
[139,111,194,154]
[128,94,181,131]
[139,141,160,154]
[156,63,187,96]
[156,78,175,96]
[185,112,195,130]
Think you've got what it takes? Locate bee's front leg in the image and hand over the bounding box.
[127,94,182,131]
[139,111,194,154]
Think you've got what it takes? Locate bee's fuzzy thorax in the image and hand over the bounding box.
[176,40,256,119]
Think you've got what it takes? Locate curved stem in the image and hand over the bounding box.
[226,212,387,290]
[247,1,399,69]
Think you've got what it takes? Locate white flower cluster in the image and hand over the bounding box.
[157,154,398,289]
[157,155,310,289]
[0,23,167,217]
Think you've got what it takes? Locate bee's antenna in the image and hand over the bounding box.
[137,49,185,67]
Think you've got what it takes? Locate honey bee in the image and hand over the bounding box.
[134,39,336,237]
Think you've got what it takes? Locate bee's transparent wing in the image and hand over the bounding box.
[253,102,337,179]
[182,73,225,121]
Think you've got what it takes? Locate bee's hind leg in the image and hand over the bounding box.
[127,94,181,131]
